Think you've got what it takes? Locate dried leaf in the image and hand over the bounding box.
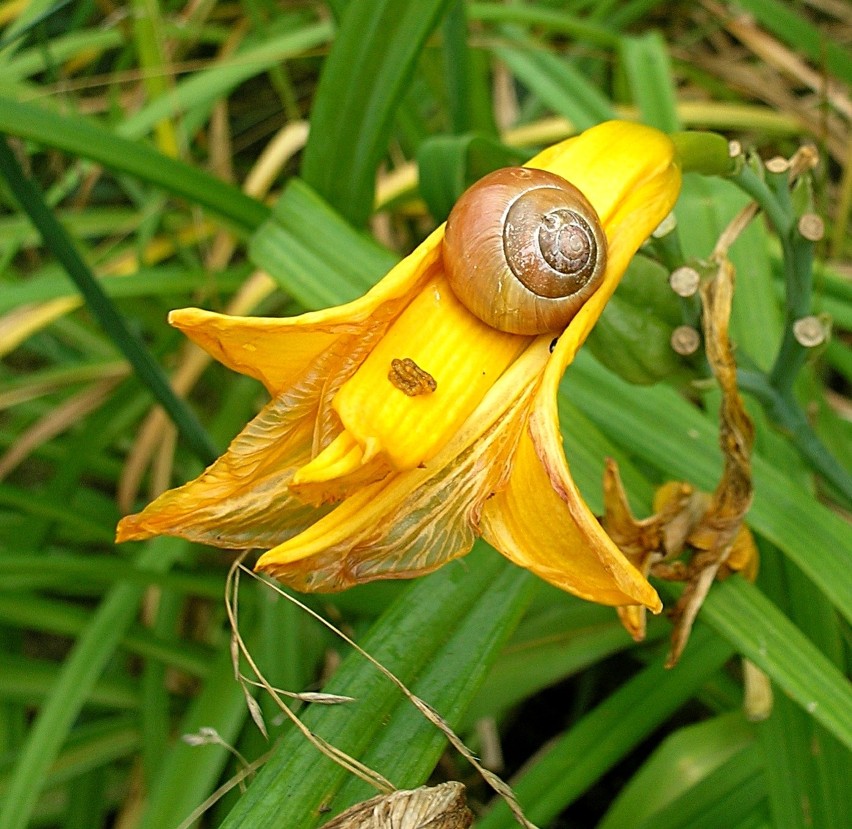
[602,257,757,665]
[321,783,473,829]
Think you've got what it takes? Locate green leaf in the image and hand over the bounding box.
[492,38,615,130]
[478,626,735,829]
[599,713,756,829]
[0,98,269,234]
[441,1,498,136]
[733,0,851,86]
[301,0,453,226]
[249,178,398,308]
[119,20,332,142]
[139,626,255,829]
[417,133,526,221]
[219,547,533,827]
[0,539,188,829]
[566,353,852,626]
[700,578,852,751]
[620,32,680,132]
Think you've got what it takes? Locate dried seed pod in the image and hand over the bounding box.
[443,167,607,335]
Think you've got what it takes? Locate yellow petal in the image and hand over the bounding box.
[532,121,682,361]
[168,227,444,395]
[116,387,329,547]
[331,274,527,470]
[481,426,661,609]
[480,122,680,611]
[256,342,548,590]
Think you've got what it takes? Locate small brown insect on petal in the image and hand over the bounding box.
[388,358,437,397]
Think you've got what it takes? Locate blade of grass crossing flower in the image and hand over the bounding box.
[619,32,681,133]
[301,0,454,226]
[250,179,398,307]
[492,39,615,130]
[477,625,735,829]
[0,537,188,829]
[0,137,219,466]
[0,98,269,234]
[219,547,533,828]
[566,353,852,624]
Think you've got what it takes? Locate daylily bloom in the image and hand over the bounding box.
[117,120,681,611]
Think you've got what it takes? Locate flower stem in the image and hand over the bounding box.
[0,135,219,466]
[737,369,852,507]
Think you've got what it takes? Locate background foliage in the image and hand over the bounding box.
[0,1,849,827]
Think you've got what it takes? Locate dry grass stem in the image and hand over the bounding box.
[236,565,539,829]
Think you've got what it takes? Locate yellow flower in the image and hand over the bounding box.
[117,121,681,611]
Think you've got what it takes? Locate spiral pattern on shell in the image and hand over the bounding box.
[442,167,608,335]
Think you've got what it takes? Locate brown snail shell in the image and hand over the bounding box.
[442,167,607,335]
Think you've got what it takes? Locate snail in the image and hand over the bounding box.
[442,167,608,335]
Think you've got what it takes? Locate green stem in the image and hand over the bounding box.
[0,136,219,466]
[731,164,816,398]
[738,369,852,506]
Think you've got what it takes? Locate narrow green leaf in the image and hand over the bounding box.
[0,715,141,795]
[0,654,138,710]
[0,264,249,314]
[752,546,850,828]
[467,2,620,48]
[301,0,453,225]
[461,593,664,728]
[441,0,497,136]
[599,713,756,829]
[417,133,527,221]
[478,626,735,829]
[733,0,851,86]
[700,578,852,751]
[249,178,398,307]
[492,39,615,130]
[219,547,533,827]
[620,32,680,132]
[0,98,269,233]
[0,539,187,829]
[645,744,765,829]
[139,627,254,829]
[119,21,332,142]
